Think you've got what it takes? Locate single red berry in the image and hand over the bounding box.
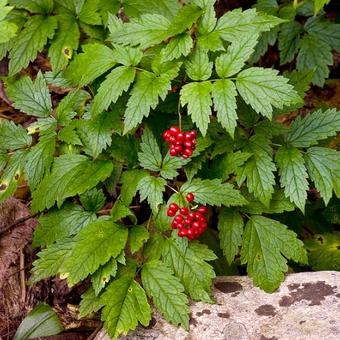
[171,220,178,229]
[192,221,200,229]
[187,228,194,239]
[174,145,183,153]
[180,207,189,215]
[177,222,184,229]
[169,135,176,143]
[194,212,202,220]
[169,126,180,135]
[178,229,187,237]
[174,215,184,223]
[186,192,195,202]
[170,149,177,156]
[198,215,207,223]
[176,132,184,142]
[189,130,197,139]
[169,203,179,211]
[197,206,207,214]
[183,148,193,157]
[184,140,193,148]
[167,209,176,217]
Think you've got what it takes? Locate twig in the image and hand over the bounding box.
[87,323,103,340]
[0,213,39,237]
[20,249,26,303]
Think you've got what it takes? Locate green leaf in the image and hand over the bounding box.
[305,232,340,270]
[240,216,308,292]
[215,33,258,78]
[78,0,102,25]
[278,22,303,64]
[14,303,63,340]
[120,169,148,206]
[168,4,203,36]
[0,1,17,44]
[129,226,149,254]
[31,238,75,283]
[142,260,189,328]
[33,203,96,247]
[110,14,171,49]
[31,155,113,212]
[111,199,137,224]
[100,275,151,338]
[185,48,212,81]
[111,45,143,66]
[284,69,314,97]
[137,174,166,212]
[296,34,333,87]
[276,146,308,213]
[80,188,106,212]
[215,8,284,42]
[10,0,54,13]
[24,132,55,190]
[212,79,238,138]
[160,152,188,180]
[8,15,57,76]
[180,81,212,136]
[305,147,340,205]
[0,119,31,150]
[61,219,128,286]
[181,178,247,207]
[91,66,136,117]
[237,135,276,206]
[195,0,217,34]
[6,72,52,118]
[79,287,104,318]
[287,108,340,148]
[0,151,27,202]
[161,34,193,62]
[197,30,224,52]
[218,208,244,264]
[236,67,301,119]
[64,43,116,86]
[124,71,171,134]
[92,258,118,296]
[48,14,80,72]
[124,0,180,19]
[184,153,205,181]
[138,128,162,172]
[162,235,216,302]
[313,0,330,15]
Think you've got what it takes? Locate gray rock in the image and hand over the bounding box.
[95,271,340,340]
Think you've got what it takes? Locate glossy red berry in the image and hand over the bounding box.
[167,209,176,217]
[186,192,195,202]
[197,206,207,214]
[180,207,189,215]
[178,229,187,237]
[169,203,179,211]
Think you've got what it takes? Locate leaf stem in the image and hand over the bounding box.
[166,184,178,193]
[178,99,182,129]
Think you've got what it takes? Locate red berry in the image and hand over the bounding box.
[169,126,180,135]
[174,215,184,223]
[176,132,184,142]
[184,140,193,148]
[180,207,189,215]
[192,221,200,229]
[189,130,197,138]
[169,203,179,211]
[167,209,176,217]
[183,148,193,157]
[197,206,207,214]
[187,228,194,239]
[186,192,195,202]
[170,149,177,156]
[174,145,183,153]
[178,229,187,237]
[171,220,178,229]
[177,222,184,229]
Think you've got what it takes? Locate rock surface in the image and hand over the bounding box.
[96,271,340,340]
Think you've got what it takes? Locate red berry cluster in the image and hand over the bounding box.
[167,193,208,240]
[163,126,197,158]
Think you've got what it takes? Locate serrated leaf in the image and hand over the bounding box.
[120,169,148,206]
[80,188,106,212]
[313,0,330,15]
[305,232,340,271]
[287,108,340,148]
[101,275,151,338]
[91,66,136,117]
[137,175,166,212]
[278,22,303,64]
[6,72,52,118]
[64,43,116,86]
[24,132,55,190]
[124,71,171,134]
[111,199,136,224]
[180,81,212,136]
[215,33,258,78]
[195,0,217,34]
[129,226,149,254]
[0,8,17,44]
[197,30,224,52]
[79,287,104,318]
[161,34,193,62]
[162,235,216,302]
[161,152,189,180]
[10,0,54,13]
[276,146,308,213]
[138,128,162,172]
[218,208,244,264]
[215,8,284,42]
[305,147,340,205]
[8,15,57,76]
[31,238,75,283]
[212,79,238,137]
[14,303,63,340]
[48,14,80,72]
[33,203,96,248]
[181,178,247,207]
[92,258,118,296]
[237,135,276,206]
[236,67,301,119]
[184,153,205,181]
[61,219,128,286]
[78,0,101,25]
[284,69,314,97]
[240,216,308,292]
[31,155,113,212]
[111,45,143,66]
[185,48,212,81]
[124,0,180,19]
[296,34,333,87]
[0,119,31,150]
[142,260,189,328]
[110,14,171,49]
